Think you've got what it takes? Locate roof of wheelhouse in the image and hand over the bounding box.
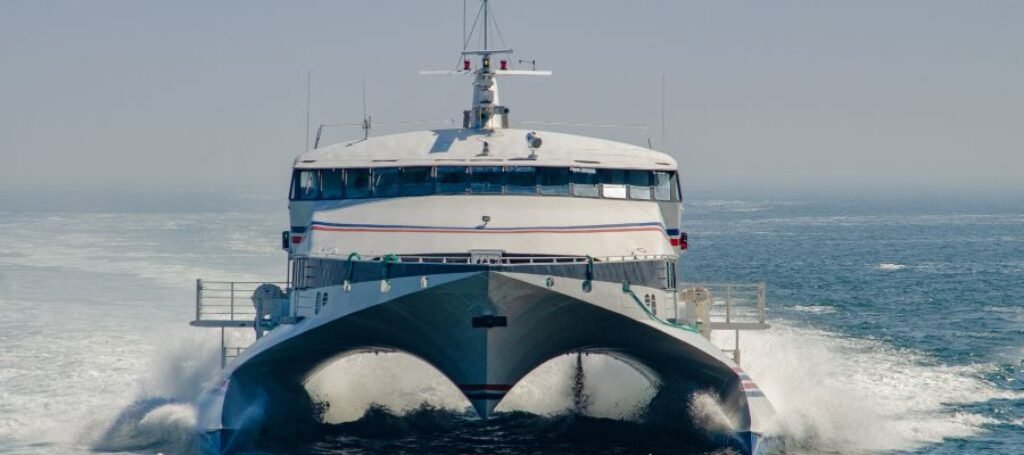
[293,128,677,171]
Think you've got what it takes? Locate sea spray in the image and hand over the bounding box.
[87,333,220,453]
[571,352,592,415]
[716,322,1020,452]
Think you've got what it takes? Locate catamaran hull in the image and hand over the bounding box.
[196,267,775,454]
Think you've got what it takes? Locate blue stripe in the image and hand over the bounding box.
[290,226,308,233]
[666,228,679,236]
[310,221,666,232]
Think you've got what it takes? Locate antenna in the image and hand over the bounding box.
[660,73,666,150]
[304,70,311,151]
[361,78,371,140]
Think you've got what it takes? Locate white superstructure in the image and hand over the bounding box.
[190,2,777,454]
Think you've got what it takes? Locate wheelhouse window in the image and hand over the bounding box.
[570,167,599,197]
[628,170,652,200]
[653,171,672,201]
[436,166,468,193]
[400,167,433,196]
[470,166,504,193]
[292,170,320,200]
[372,167,400,197]
[599,169,627,199]
[538,167,570,195]
[345,168,371,198]
[505,166,537,194]
[320,169,344,199]
[290,166,680,202]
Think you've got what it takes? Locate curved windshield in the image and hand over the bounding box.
[505,166,537,194]
[436,166,468,194]
[372,168,400,197]
[345,168,371,198]
[570,168,598,197]
[470,166,503,193]
[321,169,344,199]
[292,170,320,200]
[599,169,627,199]
[539,167,570,195]
[653,171,672,201]
[628,170,652,200]
[400,167,433,196]
[290,167,679,202]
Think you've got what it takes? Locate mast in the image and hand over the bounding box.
[421,0,551,131]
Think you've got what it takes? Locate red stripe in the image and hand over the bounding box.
[457,384,514,391]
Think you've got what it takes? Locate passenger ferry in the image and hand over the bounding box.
[191,1,776,453]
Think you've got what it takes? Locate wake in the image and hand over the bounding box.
[88,321,1015,454]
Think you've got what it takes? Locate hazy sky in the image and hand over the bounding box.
[1,0,1021,197]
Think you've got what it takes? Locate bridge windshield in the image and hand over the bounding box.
[291,166,680,201]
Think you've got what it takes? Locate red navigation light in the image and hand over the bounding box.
[464,60,471,70]
[499,60,508,70]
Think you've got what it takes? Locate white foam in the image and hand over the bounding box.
[305,352,656,423]
[719,323,1019,453]
[789,305,837,315]
[878,263,907,271]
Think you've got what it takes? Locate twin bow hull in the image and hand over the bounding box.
[196,260,775,454]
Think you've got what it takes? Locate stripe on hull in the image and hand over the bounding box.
[310,221,670,239]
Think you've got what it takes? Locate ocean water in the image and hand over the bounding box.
[0,192,1021,454]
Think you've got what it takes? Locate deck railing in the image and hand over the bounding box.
[679,282,768,364]
[192,279,288,327]
[313,253,676,265]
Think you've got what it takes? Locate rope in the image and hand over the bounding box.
[622,282,698,333]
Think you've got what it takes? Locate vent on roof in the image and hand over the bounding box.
[372,159,398,163]
[574,159,601,164]
[656,162,672,166]
[301,160,317,163]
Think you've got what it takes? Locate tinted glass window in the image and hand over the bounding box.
[628,170,652,200]
[672,172,681,201]
[372,168,400,197]
[505,166,537,194]
[653,171,672,201]
[436,166,468,193]
[321,169,344,199]
[599,169,627,199]
[400,167,433,196]
[470,166,504,193]
[293,170,320,200]
[345,168,371,198]
[571,168,599,197]
[538,167,570,195]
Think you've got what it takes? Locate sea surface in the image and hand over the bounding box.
[0,191,1021,454]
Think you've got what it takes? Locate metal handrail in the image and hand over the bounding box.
[318,254,676,265]
[679,282,768,327]
[194,279,288,323]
